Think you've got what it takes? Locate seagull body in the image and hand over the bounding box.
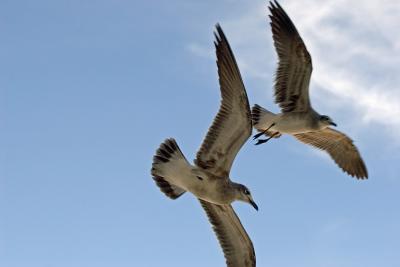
[252,1,368,179]
[153,146,248,206]
[151,25,256,267]
[255,109,322,134]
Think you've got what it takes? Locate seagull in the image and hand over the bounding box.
[151,25,256,267]
[252,0,368,179]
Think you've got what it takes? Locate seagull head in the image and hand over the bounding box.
[234,184,258,211]
[319,115,337,128]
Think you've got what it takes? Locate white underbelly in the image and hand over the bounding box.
[191,180,228,205]
[275,116,313,134]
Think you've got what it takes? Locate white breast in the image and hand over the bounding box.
[274,113,315,134]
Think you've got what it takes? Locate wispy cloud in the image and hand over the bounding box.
[188,0,400,140]
[284,0,400,135]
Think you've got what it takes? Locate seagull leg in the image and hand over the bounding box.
[253,123,276,140]
[254,132,280,145]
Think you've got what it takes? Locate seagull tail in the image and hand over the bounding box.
[251,104,281,138]
[151,138,187,200]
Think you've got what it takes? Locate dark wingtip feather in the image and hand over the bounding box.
[214,23,224,42]
[273,0,282,9]
[251,104,262,125]
[268,5,274,13]
[152,174,184,199]
[355,161,368,180]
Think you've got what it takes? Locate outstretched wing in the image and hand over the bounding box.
[199,200,256,267]
[294,128,368,179]
[269,0,313,113]
[195,25,252,177]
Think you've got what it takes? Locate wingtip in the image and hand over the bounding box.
[214,23,224,41]
[273,0,282,9]
[213,30,220,43]
[269,0,281,13]
[357,171,369,180]
[356,159,368,180]
[350,166,368,180]
[268,5,274,14]
[213,23,235,61]
[268,0,276,9]
[354,174,368,180]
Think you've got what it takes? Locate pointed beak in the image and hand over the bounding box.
[249,199,258,211]
[330,122,337,127]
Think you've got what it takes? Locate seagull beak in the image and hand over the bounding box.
[249,199,259,211]
[330,122,337,127]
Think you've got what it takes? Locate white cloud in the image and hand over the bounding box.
[188,0,400,140]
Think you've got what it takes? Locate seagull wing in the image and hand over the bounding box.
[269,0,313,113]
[294,128,368,179]
[199,200,256,267]
[195,25,252,177]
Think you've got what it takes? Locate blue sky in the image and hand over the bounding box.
[2,0,400,266]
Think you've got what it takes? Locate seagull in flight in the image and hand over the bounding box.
[252,1,368,179]
[151,25,256,267]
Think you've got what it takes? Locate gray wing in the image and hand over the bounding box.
[199,200,256,267]
[195,25,252,177]
[269,0,313,113]
[294,128,368,179]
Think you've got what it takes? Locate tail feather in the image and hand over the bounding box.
[251,104,281,138]
[152,174,185,200]
[151,138,187,199]
[251,104,265,126]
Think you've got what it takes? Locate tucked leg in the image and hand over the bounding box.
[254,132,280,145]
[253,123,276,140]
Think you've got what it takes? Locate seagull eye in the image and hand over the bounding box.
[321,116,328,121]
